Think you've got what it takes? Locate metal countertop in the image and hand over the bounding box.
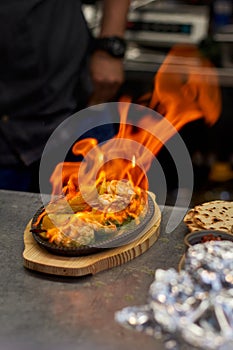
[0,189,189,350]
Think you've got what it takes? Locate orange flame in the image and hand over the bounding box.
[149,45,221,126]
[50,44,221,199]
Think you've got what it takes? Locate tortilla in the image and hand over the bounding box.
[184,200,233,233]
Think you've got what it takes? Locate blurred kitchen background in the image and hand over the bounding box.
[82,0,233,206]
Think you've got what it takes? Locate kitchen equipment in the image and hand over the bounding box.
[126,2,210,46]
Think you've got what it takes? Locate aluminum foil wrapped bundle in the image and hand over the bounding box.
[115,241,233,350]
[185,240,233,291]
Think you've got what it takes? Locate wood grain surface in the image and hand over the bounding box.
[23,195,161,277]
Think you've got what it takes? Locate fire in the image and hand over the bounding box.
[33,44,222,248]
[50,44,221,205]
[132,155,136,168]
[35,178,148,247]
[148,44,221,126]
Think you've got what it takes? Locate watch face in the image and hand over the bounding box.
[111,39,125,56]
[95,37,126,58]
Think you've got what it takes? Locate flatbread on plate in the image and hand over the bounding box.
[184,200,233,233]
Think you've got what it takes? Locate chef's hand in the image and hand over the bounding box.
[88,50,124,106]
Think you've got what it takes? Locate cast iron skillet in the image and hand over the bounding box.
[30,193,155,256]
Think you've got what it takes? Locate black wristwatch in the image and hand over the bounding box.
[92,36,126,58]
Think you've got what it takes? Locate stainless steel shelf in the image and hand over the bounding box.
[124,45,233,87]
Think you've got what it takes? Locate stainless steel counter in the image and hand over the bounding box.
[0,189,189,350]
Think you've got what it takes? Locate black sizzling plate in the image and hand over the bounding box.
[30,193,155,256]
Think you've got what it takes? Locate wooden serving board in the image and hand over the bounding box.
[23,196,161,277]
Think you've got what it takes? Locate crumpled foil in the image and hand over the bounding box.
[115,240,233,350]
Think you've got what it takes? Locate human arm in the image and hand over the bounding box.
[88,0,130,106]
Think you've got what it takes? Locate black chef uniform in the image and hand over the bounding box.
[0,0,91,168]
